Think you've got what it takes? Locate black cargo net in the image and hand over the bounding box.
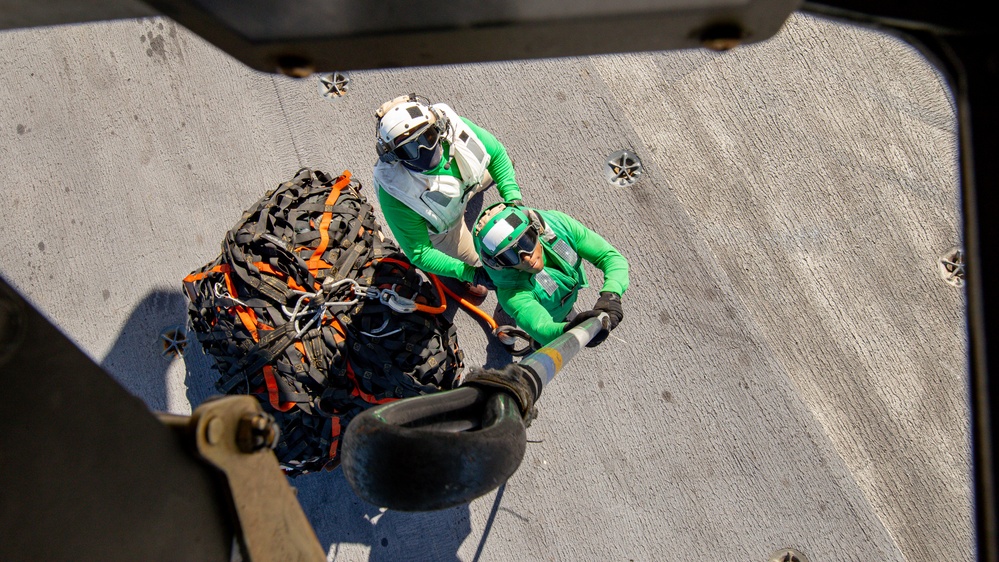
[184,168,463,475]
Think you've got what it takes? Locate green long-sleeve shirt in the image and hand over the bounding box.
[376,117,522,283]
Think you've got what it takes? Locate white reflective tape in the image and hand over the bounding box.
[534,270,557,296]
[481,220,514,253]
[570,327,590,348]
[553,238,578,265]
[568,312,608,346]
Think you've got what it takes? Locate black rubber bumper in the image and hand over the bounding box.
[341,386,527,511]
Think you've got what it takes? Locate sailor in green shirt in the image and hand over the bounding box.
[373,94,523,297]
[472,202,629,346]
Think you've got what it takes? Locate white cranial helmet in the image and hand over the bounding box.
[375,94,447,163]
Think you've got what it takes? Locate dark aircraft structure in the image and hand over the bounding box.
[0,1,993,560]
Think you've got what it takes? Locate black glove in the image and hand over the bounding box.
[563,309,610,347]
[593,292,623,330]
[472,267,497,291]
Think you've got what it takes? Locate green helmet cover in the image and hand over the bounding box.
[474,204,533,259]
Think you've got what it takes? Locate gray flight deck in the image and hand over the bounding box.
[0,12,969,562]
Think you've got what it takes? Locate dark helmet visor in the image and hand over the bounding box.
[393,124,440,161]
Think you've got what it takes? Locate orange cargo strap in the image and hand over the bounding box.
[345,363,397,406]
[253,261,312,292]
[329,417,342,458]
[183,265,268,342]
[307,171,353,273]
[216,271,267,342]
[263,365,296,412]
[182,264,231,283]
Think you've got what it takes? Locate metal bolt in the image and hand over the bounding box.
[160,325,188,357]
[237,413,280,453]
[768,548,809,562]
[318,72,350,100]
[938,246,965,287]
[275,54,315,78]
[605,149,643,187]
[700,23,745,52]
